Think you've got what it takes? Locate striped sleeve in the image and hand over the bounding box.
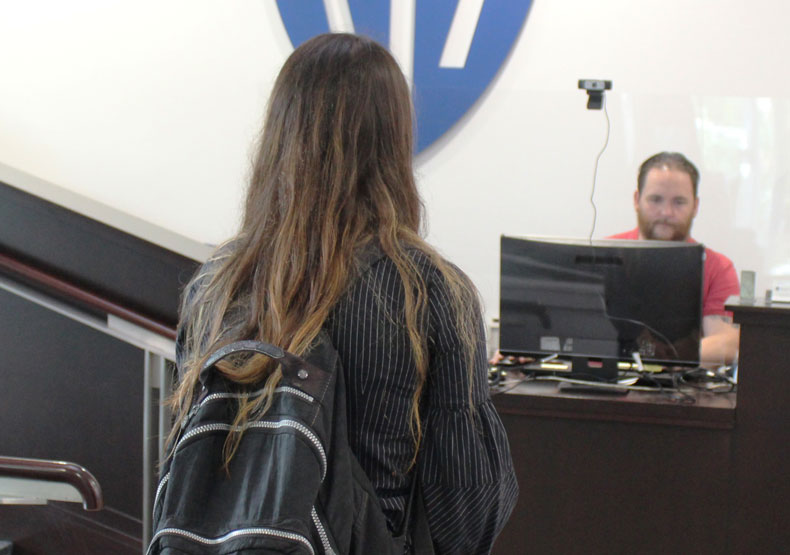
[326,252,518,553]
[419,265,518,553]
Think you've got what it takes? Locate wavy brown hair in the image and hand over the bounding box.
[170,33,481,465]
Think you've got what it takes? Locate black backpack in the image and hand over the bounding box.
[148,331,427,554]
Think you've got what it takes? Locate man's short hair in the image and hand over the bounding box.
[637,152,700,197]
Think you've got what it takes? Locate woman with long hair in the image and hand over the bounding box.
[171,33,517,553]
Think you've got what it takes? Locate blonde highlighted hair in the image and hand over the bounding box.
[169,33,481,466]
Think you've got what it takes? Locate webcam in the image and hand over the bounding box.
[578,79,612,110]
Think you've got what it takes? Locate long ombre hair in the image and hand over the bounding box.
[170,33,481,465]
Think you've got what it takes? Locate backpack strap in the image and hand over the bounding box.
[201,340,284,371]
[197,336,336,402]
[198,340,284,386]
[398,477,434,555]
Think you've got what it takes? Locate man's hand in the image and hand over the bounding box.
[700,315,740,365]
[489,350,533,366]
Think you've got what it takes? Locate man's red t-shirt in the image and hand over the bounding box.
[608,228,740,317]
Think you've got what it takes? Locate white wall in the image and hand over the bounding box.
[2,0,789,322]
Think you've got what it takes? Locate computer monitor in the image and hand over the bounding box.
[499,235,704,379]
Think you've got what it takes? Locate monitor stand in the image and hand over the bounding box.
[570,357,619,381]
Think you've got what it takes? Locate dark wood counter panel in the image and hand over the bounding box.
[493,379,735,429]
[492,381,735,555]
[727,298,790,555]
[491,300,789,555]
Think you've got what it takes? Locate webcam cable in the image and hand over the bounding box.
[588,98,611,244]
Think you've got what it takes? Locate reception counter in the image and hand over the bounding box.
[492,298,789,554]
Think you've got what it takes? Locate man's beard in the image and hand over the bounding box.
[637,211,693,241]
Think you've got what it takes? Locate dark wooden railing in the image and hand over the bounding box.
[0,456,103,511]
[0,251,176,339]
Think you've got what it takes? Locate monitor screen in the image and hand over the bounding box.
[499,235,704,376]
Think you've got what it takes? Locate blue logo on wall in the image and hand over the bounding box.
[275,1,533,153]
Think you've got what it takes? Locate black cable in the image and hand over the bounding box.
[490,366,727,405]
[631,370,665,396]
[677,367,736,393]
[488,369,538,396]
[593,293,682,361]
[669,368,697,404]
[588,97,611,243]
[608,314,680,360]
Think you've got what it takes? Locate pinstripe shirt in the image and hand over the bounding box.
[177,247,518,553]
[325,250,518,554]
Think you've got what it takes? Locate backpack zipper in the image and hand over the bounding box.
[311,506,336,555]
[200,385,315,406]
[154,405,329,553]
[274,385,316,403]
[178,386,315,434]
[146,526,315,555]
[177,420,327,479]
[152,479,335,554]
[160,388,322,516]
[152,472,169,516]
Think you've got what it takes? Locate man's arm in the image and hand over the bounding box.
[700,314,740,365]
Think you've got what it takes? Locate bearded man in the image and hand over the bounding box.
[610,152,740,364]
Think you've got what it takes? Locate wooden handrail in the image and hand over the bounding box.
[0,456,103,511]
[0,251,176,340]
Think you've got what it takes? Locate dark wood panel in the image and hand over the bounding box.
[729,300,790,554]
[0,179,197,552]
[0,503,141,555]
[0,288,144,539]
[491,301,790,554]
[493,381,735,429]
[0,179,200,327]
[493,390,733,555]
